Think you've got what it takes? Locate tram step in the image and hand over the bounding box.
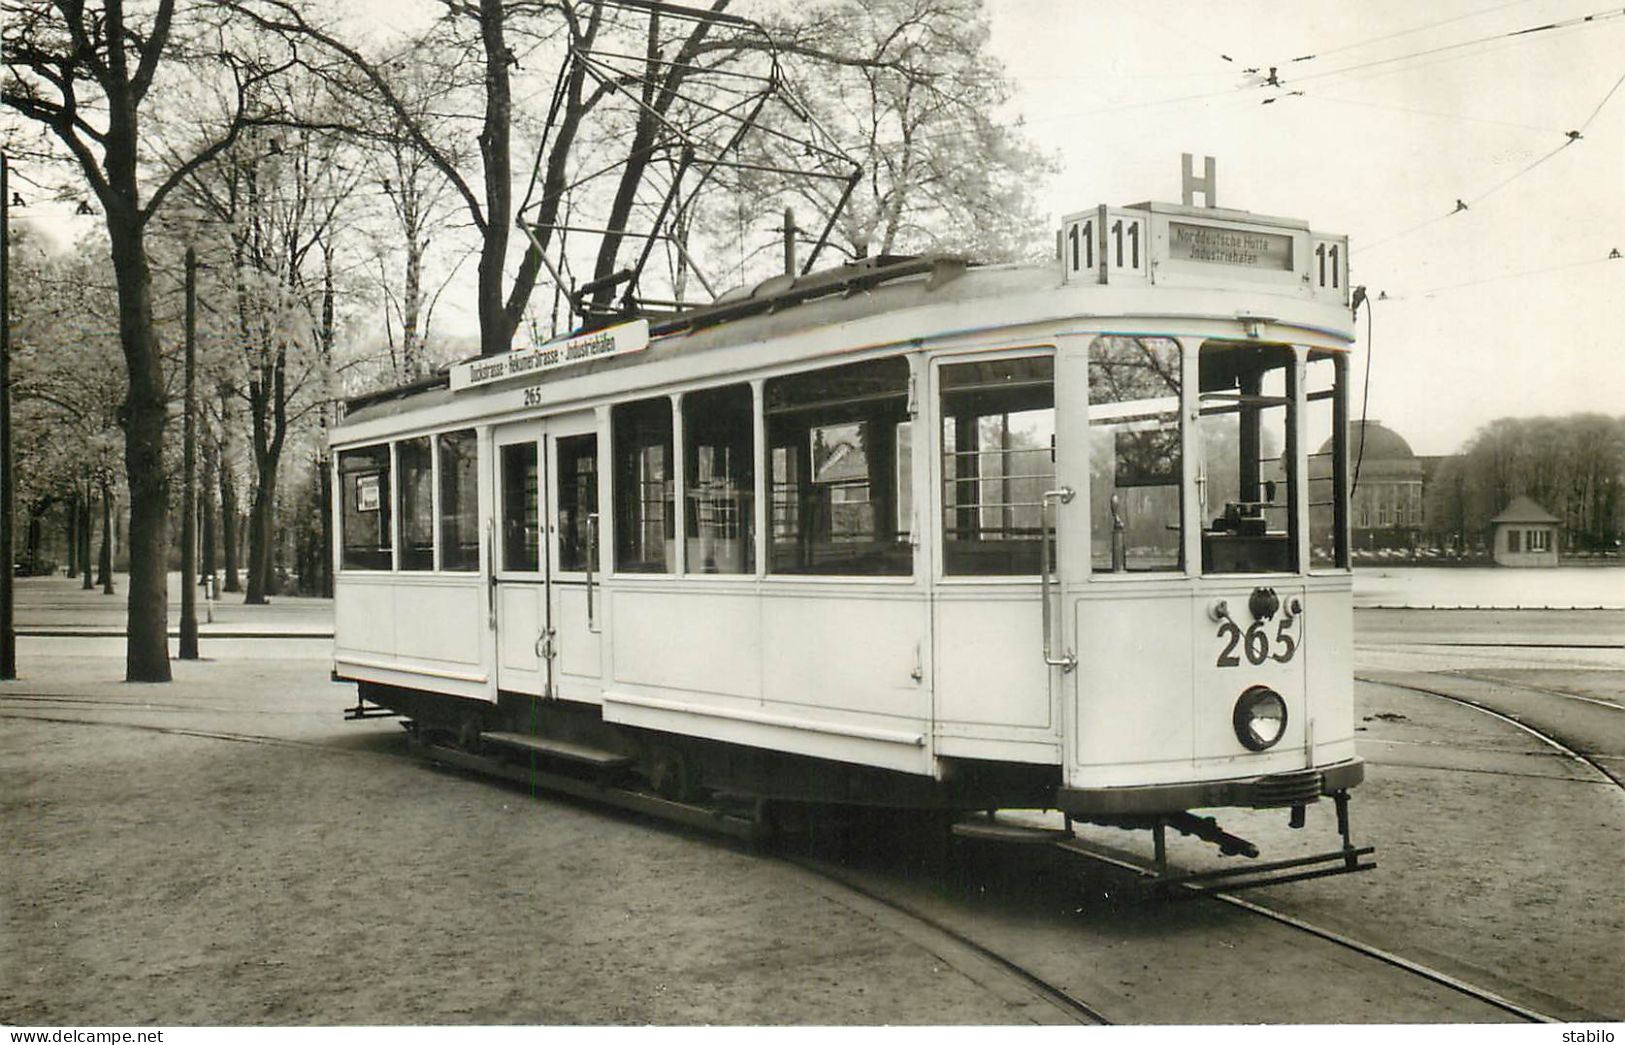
[952,816,1071,845]
[480,731,633,768]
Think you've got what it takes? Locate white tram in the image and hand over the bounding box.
[332,194,1371,885]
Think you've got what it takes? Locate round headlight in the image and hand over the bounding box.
[1233,686,1288,751]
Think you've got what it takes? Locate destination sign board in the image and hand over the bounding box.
[450,318,650,392]
[1168,222,1293,271]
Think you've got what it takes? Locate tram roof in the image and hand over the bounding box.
[342,253,1017,422]
[342,205,1356,429]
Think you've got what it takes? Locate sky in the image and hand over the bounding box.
[982,0,1625,455]
[6,1,1620,457]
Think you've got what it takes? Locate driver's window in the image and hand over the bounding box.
[1088,336,1182,573]
[1198,342,1298,574]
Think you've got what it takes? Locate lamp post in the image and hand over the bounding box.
[1,155,17,679]
[179,247,198,660]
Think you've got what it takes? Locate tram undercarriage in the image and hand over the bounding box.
[347,680,1374,893]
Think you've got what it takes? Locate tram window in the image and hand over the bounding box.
[684,384,754,574]
[940,355,1055,575]
[437,429,479,571]
[1199,342,1298,574]
[1088,337,1182,573]
[339,445,392,570]
[614,398,674,573]
[1304,353,1348,569]
[500,441,539,572]
[396,437,434,571]
[556,434,598,573]
[766,356,911,576]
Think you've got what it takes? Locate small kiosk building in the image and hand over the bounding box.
[1490,496,1560,567]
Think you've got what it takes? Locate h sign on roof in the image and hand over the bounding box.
[1182,153,1217,208]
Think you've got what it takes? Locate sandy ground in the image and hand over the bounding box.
[0,654,1073,1026]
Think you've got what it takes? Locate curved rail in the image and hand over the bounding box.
[1357,674,1625,791]
[1054,841,1560,1022]
[1441,670,1625,712]
[786,854,1109,1025]
[2,698,1591,1024]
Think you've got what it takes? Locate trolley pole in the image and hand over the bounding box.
[0,155,17,679]
[178,247,198,660]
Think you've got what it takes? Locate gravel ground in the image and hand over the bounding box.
[1085,673,1625,1021]
[4,580,1620,1026]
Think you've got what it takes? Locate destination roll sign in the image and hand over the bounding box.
[1168,221,1293,271]
[450,318,650,392]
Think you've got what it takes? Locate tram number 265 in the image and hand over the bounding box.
[1215,615,1298,667]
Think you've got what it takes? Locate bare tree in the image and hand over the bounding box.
[741,0,1053,266]
[226,0,865,350]
[3,0,294,679]
[174,98,357,602]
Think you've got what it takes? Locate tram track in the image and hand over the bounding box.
[1440,669,1625,712]
[2,696,1604,1024]
[0,706,399,756]
[787,827,1562,1024]
[0,707,1103,1023]
[1355,673,1625,791]
[784,853,1111,1025]
[1046,839,1562,1023]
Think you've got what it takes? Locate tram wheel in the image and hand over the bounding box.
[807,803,858,863]
[457,716,484,755]
[645,744,700,803]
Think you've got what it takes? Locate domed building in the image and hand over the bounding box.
[1313,420,1425,553]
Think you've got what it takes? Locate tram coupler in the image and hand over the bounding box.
[1164,812,1260,858]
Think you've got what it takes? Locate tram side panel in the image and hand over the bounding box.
[334,575,492,702]
[600,582,936,777]
[930,587,1060,765]
[1071,587,1198,789]
[1302,580,1358,765]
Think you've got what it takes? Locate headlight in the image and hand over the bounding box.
[1233,686,1288,751]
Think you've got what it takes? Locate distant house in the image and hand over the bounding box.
[1490,496,1560,567]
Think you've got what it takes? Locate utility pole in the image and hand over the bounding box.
[179,247,198,660]
[0,155,16,679]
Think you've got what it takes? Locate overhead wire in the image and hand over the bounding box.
[1284,5,1625,87]
[1353,54,1625,256]
[1287,0,1541,63]
[1287,92,1570,133]
[1402,254,1622,297]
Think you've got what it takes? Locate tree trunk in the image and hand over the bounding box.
[80,484,93,591]
[65,495,79,578]
[108,211,173,682]
[475,0,515,357]
[201,434,217,583]
[220,389,241,593]
[98,478,114,595]
[402,225,422,378]
[317,453,333,598]
[317,247,335,600]
[26,508,42,575]
[245,467,276,603]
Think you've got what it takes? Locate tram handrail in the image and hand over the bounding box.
[1040,487,1077,673]
[586,513,600,633]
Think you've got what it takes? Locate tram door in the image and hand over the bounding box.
[492,412,602,699]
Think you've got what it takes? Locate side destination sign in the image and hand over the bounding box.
[450,318,650,392]
[1168,221,1293,271]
